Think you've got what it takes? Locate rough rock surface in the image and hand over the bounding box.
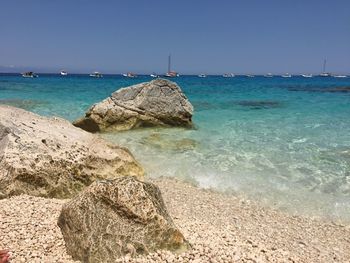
[73,79,194,132]
[0,105,143,199]
[58,177,189,263]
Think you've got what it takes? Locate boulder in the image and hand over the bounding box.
[58,176,189,262]
[0,105,143,199]
[73,79,194,132]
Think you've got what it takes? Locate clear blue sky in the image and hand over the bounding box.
[0,0,349,74]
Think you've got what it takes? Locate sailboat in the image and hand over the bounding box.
[164,54,179,77]
[320,59,331,77]
[281,73,292,78]
[264,73,273,77]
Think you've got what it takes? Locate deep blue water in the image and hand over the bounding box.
[1,73,350,221]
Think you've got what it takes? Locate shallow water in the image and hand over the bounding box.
[1,73,350,222]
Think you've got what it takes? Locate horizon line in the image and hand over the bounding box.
[0,72,348,76]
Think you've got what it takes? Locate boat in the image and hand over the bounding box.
[223,73,235,78]
[301,74,313,78]
[164,54,179,77]
[281,73,292,78]
[22,72,38,78]
[320,72,331,77]
[245,74,254,78]
[264,73,273,77]
[333,75,347,78]
[89,72,103,78]
[150,73,158,78]
[165,71,179,77]
[198,74,206,78]
[60,70,68,76]
[320,59,331,77]
[123,72,137,78]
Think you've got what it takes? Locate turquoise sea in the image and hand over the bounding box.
[1,73,350,222]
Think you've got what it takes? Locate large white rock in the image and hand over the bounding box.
[0,105,143,199]
[73,79,194,132]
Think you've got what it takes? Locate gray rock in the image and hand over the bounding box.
[73,79,194,132]
[0,105,143,199]
[58,176,189,263]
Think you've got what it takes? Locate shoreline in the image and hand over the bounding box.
[1,177,349,263]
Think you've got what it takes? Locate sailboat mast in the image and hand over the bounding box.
[323,59,326,73]
[168,54,171,73]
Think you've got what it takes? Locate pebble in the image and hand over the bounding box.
[0,178,349,262]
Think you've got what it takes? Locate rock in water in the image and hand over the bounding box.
[0,105,143,199]
[73,79,194,132]
[58,177,189,263]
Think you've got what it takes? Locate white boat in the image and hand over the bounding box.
[320,59,331,77]
[123,72,137,78]
[60,70,68,76]
[198,74,206,78]
[150,73,158,78]
[89,72,103,78]
[223,73,235,78]
[245,74,254,78]
[22,72,38,78]
[333,75,347,78]
[164,54,179,77]
[281,73,292,78]
[264,73,273,77]
[301,74,313,78]
[165,71,179,77]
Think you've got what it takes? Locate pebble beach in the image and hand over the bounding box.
[2,1,350,262]
[1,177,349,263]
